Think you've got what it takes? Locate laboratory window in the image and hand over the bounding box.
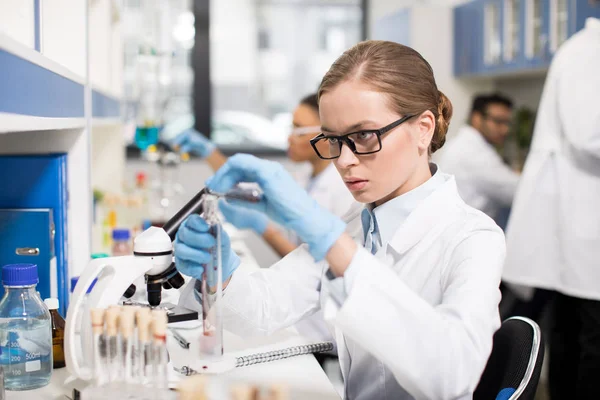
[526,0,546,58]
[202,0,365,154]
[485,2,502,65]
[503,0,520,62]
[550,0,569,52]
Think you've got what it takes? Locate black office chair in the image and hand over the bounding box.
[474,316,544,400]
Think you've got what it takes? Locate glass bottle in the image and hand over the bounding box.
[0,264,52,390]
[44,298,65,369]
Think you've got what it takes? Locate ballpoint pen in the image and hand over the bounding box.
[169,328,190,349]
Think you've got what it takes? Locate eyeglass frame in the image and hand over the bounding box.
[481,113,513,127]
[309,113,416,160]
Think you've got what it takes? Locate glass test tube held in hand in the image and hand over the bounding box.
[200,194,224,359]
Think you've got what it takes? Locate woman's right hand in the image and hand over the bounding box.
[207,154,346,261]
[173,214,240,285]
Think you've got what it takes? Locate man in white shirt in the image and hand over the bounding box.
[435,94,519,225]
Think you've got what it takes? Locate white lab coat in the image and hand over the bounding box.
[435,125,520,220]
[502,18,600,301]
[293,163,357,343]
[180,174,505,399]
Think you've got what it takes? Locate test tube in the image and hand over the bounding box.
[230,384,260,400]
[135,307,152,385]
[90,308,106,387]
[104,306,122,383]
[151,309,169,391]
[267,384,289,400]
[178,375,208,400]
[199,193,224,359]
[119,306,136,383]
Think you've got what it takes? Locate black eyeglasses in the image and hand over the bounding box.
[482,113,513,127]
[309,114,416,160]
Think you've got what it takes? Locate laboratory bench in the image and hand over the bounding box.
[5,228,341,400]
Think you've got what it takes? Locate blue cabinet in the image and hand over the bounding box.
[454,0,599,78]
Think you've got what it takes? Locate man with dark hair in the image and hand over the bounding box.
[436,93,519,223]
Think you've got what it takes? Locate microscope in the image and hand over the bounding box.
[64,185,261,381]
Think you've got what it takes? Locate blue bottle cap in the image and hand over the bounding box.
[2,264,39,286]
[70,277,98,294]
[112,228,131,240]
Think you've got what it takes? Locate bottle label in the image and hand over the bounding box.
[25,359,41,372]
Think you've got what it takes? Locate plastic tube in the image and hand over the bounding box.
[105,306,122,383]
[90,308,106,387]
[151,309,169,392]
[135,307,152,385]
[120,307,136,383]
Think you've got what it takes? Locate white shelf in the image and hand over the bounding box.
[0,113,85,134]
[91,84,122,101]
[92,117,122,127]
[0,31,85,85]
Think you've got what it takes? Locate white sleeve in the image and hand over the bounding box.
[217,245,325,337]
[557,42,600,159]
[471,153,520,206]
[333,229,505,400]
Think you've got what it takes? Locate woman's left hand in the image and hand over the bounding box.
[207,154,346,261]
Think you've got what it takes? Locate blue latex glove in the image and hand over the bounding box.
[206,154,346,261]
[169,128,216,158]
[174,214,240,285]
[219,200,269,235]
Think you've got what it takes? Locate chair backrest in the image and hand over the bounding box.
[474,316,544,400]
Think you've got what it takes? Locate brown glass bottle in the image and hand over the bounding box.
[44,298,65,369]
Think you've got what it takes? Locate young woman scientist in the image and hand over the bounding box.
[167,94,355,258]
[176,41,505,399]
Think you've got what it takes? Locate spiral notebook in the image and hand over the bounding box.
[176,342,334,376]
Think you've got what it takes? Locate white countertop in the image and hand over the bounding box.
[5,227,340,400]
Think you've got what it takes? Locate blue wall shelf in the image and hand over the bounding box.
[454,0,600,78]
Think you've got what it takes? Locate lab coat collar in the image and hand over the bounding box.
[362,164,445,248]
[586,17,600,33]
[386,172,459,254]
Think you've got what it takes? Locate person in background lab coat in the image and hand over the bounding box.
[175,40,505,400]
[436,93,519,224]
[167,94,356,258]
[502,16,600,400]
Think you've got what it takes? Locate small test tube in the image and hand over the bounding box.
[119,306,136,383]
[178,375,208,400]
[230,384,260,400]
[136,307,152,384]
[151,309,169,391]
[267,384,289,400]
[199,194,224,359]
[105,306,122,383]
[90,308,106,387]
